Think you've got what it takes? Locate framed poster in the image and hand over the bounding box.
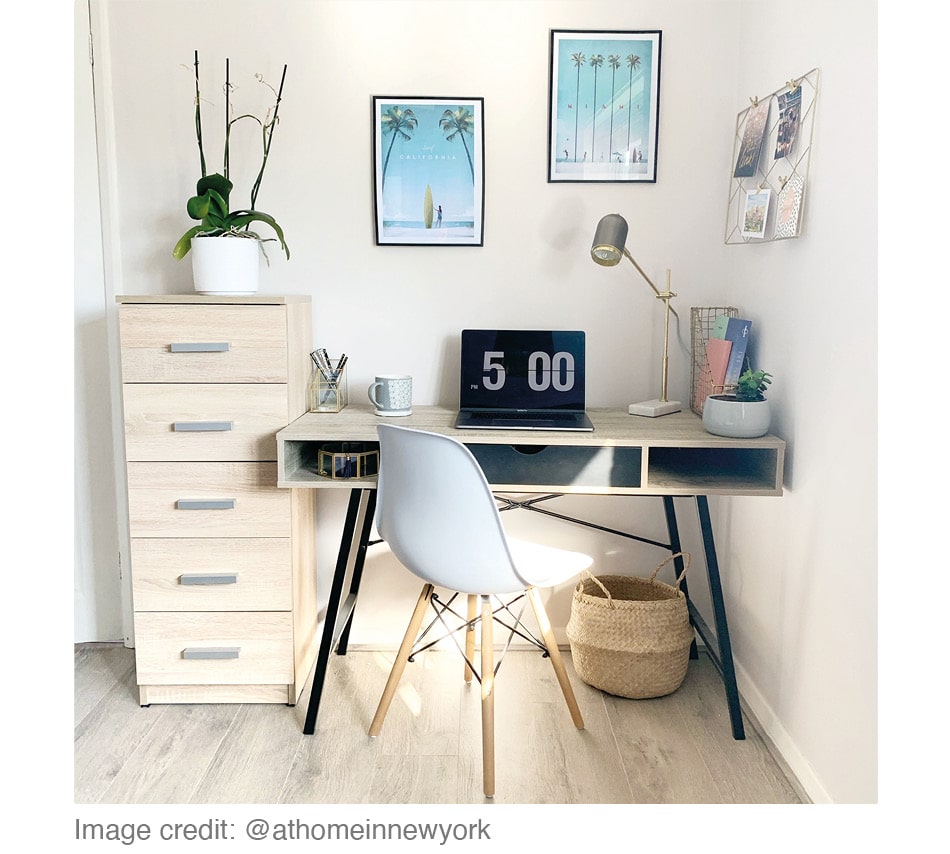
[548,29,662,183]
[372,96,484,246]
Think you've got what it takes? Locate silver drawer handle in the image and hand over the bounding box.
[176,499,236,511]
[169,342,230,353]
[182,647,241,660]
[179,573,239,586]
[173,421,234,432]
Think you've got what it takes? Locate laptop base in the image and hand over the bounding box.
[455,411,593,432]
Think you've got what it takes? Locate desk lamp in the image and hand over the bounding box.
[591,213,681,417]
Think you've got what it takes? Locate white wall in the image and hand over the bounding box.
[77,0,878,804]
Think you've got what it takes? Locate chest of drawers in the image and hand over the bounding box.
[117,295,315,705]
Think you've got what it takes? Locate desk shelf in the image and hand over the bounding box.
[646,446,783,495]
[276,406,785,497]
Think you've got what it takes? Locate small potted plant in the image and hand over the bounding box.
[702,368,773,438]
[172,51,290,294]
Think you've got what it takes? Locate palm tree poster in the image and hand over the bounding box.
[548,30,661,183]
[373,96,485,245]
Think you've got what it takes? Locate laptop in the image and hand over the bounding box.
[454,329,594,431]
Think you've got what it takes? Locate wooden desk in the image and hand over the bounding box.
[276,405,785,738]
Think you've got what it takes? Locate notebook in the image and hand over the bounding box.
[454,329,594,431]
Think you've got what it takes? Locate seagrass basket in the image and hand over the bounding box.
[566,553,694,699]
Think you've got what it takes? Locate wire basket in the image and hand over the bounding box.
[690,306,738,415]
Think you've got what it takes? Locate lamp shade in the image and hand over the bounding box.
[591,214,628,266]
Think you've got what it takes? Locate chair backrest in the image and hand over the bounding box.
[375,423,527,595]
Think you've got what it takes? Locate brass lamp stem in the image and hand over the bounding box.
[623,249,677,403]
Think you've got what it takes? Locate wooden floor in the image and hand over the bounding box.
[74,642,803,804]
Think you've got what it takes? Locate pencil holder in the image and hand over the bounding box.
[309,364,348,413]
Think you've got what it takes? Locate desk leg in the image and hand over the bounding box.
[337,490,377,655]
[695,495,745,740]
[662,497,699,661]
[303,488,368,736]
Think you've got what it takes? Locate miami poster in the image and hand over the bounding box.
[548,30,661,183]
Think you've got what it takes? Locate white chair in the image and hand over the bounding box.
[369,423,592,797]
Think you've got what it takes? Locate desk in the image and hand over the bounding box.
[276,405,785,739]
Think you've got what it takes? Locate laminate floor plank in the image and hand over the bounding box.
[73,643,802,805]
[74,641,135,725]
[191,703,302,804]
[74,663,164,803]
[603,666,731,803]
[99,703,240,804]
[673,657,801,803]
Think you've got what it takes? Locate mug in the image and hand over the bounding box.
[367,375,412,416]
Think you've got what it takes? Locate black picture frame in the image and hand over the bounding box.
[372,95,485,245]
[548,29,662,183]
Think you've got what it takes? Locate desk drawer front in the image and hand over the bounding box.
[119,305,289,382]
[134,611,293,685]
[123,384,288,461]
[127,462,289,538]
[467,444,643,490]
[131,537,292,611]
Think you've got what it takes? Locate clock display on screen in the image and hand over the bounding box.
[459,330,587,411]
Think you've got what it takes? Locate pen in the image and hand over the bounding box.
[332,353,348,380]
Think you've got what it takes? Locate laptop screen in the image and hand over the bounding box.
[459,330,587,412]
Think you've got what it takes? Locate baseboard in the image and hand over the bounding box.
[731,653,830,804]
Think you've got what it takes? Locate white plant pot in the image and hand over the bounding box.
[191,235,261,295]
[702,395,771,438]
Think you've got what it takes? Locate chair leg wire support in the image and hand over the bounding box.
[405,591,547,684]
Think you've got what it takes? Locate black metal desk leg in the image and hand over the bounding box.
[695,495,745,740]
[336,490,377,655]
[662,496,699,660]
[303,488,365,735]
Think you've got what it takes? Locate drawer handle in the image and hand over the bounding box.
[169,342,230,353]
[176,499,236,511]
[173,421,234,432]
[179,573,239,586]
[182,647,241,660]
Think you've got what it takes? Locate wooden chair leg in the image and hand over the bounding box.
[527,587,585,730]
[369,583,434,737]
[464,594,477,683]
[480,594,495,798]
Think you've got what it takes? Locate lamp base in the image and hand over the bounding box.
[628,398,682,417]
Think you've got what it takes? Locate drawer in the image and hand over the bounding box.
[119,305,290,382]
[126,462,289,538]
[122,384,289,461]
[133,611,293,685]
[466,443,643,489]
[130,538,292,612]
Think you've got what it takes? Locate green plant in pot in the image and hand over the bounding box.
[173,52,289,294]
[703,368,774,438]
[734,369,772,402]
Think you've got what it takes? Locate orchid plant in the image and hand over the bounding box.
[173,51,290,262]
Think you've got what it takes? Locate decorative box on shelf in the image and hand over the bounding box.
[316,442,379,479]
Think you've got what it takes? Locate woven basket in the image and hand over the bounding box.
[566,553,694,699]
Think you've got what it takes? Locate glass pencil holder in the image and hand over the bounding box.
[309,364,348,413]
